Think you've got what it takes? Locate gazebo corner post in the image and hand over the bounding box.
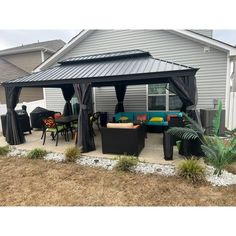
[114,84,127,114]
[61,84,75,116]
[4,85,25,145]
[73,83,95,153]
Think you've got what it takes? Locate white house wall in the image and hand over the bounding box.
[45,30,228,119]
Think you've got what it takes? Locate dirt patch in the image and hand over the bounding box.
[0,156,235,206]
[225,164,236,175]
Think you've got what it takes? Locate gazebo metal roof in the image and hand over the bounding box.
[2,49,198,88]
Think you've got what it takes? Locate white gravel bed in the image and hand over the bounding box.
[3,147,236,187]
[44,152,65,162]
[134,162,176,176]
[206,166,236,187]
[7,147,28,158]
[77,156,117,170]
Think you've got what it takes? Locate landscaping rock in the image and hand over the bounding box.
[45,152,65,162]
[7,147,28,158]
[134,162,176,176]
[206,166,236,186]
[77,156,117,170]
[4,146,236,187]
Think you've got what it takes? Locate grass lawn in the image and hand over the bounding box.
[0,156,236,206]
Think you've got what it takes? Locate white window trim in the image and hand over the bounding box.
[147,84,181,112]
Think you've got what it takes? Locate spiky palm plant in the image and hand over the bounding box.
[167,100,236,176]
[201,136,236,176]
[167,112,205,144]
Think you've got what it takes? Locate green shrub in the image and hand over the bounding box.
[115,156,138,172]
[27,148,47,159]
[65,146,81,162]
[0,145,11,156]
[177,158,206,183]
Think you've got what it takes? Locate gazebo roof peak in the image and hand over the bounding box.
[58,49,150,65]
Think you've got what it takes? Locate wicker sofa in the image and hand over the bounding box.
[114,111,183,126]
[101,123,145,156]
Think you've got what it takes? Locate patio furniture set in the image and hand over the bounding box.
[41,113,78,146]
[101,111,203,159]
[0,106,101,147]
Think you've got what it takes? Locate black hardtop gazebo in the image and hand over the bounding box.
[2,49,199,152]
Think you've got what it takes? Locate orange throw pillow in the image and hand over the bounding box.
[136,114,147,122]
[54,113,62,119]
[167,114,177,122]
[43,117,56,128]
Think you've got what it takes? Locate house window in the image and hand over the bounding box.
[148,84,182,111]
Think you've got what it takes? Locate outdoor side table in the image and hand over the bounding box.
[163,131,173,160]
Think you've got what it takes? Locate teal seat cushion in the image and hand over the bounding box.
[147,121,165,126]
[115,112,134,122]
[114,111,182,125]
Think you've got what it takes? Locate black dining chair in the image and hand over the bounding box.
[89,112,101,136]
[41,116,68,146]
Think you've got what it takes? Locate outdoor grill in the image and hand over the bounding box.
[30,107,55,129]
[1,108,31,137]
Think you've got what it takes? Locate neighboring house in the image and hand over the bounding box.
[34,30,236,128]
[0,40,65,104]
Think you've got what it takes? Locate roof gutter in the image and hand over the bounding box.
[171,30,236,56]
[0,47,55,56]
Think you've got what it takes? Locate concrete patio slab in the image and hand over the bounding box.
[0,129,184,164]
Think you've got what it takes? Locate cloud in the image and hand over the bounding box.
[0,38,12,50]
[213,30,236,46]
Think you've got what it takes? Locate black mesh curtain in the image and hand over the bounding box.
[168,76,197,112]
[73,83,95,152]
[168,75,201,124]
[4,86,25,145]
[114,84,127,114]
[61,84,75,116]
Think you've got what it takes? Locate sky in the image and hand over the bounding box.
[0,30,82,50]
[0,30,236,51]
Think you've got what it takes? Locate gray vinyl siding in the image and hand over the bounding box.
[45,30,227,117]
[44,52,53,61]
[95,85,146,120]
[44,88,64,113]
[3,51,42,73]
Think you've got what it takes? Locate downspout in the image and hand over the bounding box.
[225,53,231,129]
[41,49,47,108]
[229,59,236,129]
[40,50,45,62]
